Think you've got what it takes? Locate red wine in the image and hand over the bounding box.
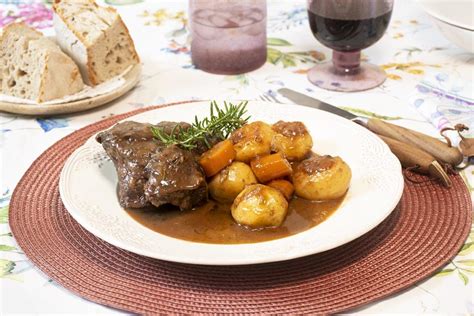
[308,10,392,52]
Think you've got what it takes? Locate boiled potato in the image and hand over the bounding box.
[230,121,275,162]
[208,162,257,203]
[293,155,351,200]
[231,184,288,229]
[271,121,313,161]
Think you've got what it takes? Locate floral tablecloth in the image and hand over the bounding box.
[1,0,473,314]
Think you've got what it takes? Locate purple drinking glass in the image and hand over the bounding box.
[307,0,394,92]
[189,0,267,75]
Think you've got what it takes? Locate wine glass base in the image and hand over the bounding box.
[307,62,386,92]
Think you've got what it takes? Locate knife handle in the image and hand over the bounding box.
[379,135,452,187]
[367,118,463,166]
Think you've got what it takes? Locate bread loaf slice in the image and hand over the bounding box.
[53,0,140,86]
[0,23,84,102]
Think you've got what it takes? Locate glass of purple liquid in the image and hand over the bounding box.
[189,0,267,75]
[307,0,394,92]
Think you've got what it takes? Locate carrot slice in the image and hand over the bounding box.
[199,139,236,177]
[250,153,292,183]
[267,179,294,200]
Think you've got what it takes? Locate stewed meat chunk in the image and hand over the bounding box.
[145,145,207,210]
[96,121,162,208]
[95,121,199,209]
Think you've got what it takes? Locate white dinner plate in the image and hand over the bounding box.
[59,101,404,265]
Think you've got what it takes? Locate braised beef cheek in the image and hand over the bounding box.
[96,121,207,210]
[145,145,207,210]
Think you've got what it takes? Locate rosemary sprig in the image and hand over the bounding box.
[151,100,250,150]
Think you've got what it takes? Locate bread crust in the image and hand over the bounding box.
[53,0,139,86]
[40,51,84,102]
[0,23,84,102]
[1,22,42,38]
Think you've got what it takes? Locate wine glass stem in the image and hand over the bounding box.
[332,50,361,75]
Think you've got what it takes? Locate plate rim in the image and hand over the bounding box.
[59,100,404,265]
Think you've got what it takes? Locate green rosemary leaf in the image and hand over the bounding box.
[151,101,249,150]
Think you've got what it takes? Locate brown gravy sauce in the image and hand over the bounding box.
[126,196,344,244]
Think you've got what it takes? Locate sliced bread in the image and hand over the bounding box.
[53,0,140,86]
[0,23,84,102]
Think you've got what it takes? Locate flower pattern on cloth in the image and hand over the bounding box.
[0,3,52,29]
[410,71,474,146]
[36,118,69,132]
[0,0,473,314]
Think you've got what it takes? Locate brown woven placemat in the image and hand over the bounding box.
[9,102,472,314]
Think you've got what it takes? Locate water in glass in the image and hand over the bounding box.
[190,1,267,75]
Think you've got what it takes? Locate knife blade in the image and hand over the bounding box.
[278,88,358,121]
[278,88,463,167]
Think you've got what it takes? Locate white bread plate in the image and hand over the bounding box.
[417,0,474,53]
[0,63,140,116]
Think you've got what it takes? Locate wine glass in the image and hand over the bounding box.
[307,0,394,92]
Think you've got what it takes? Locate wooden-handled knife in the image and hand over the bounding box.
[366,118,463,166]
[278,88,461,187]
[378,135,451,187]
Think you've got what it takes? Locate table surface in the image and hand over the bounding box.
[0,0,473,314]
